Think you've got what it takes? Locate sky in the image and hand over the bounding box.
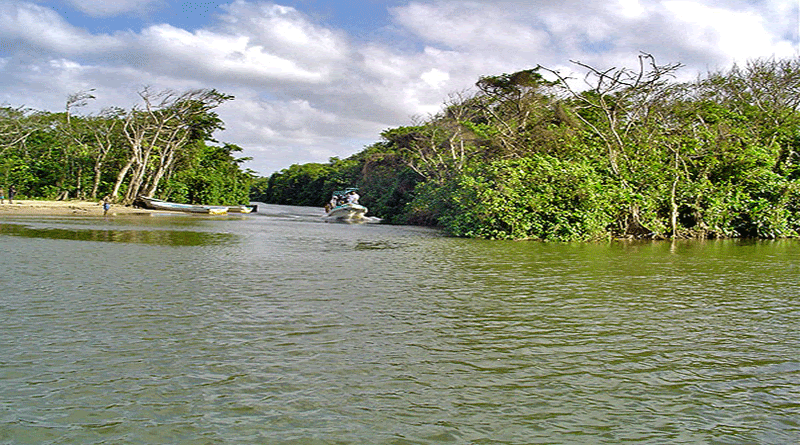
[1,0,798,176]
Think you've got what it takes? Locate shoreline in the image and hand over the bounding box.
[0,200,164,217]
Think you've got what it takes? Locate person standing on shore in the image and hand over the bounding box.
[102,195,111,216]
[0,187,4,204]
[8,185,15,204]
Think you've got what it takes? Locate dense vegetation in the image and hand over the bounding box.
[256,54,800,240]
[5,55,800,241]
[1,88,253,206]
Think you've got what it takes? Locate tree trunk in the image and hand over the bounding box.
[75,166,83,200]
[670,149,680,238]
[670,177,678,238]
[111,157,136,200]
[144,148,176,197]
[124,162,147,203]
[90,158,103,199]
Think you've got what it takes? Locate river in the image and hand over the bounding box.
[1,204,798,444]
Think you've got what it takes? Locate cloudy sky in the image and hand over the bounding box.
[1,0,797,175]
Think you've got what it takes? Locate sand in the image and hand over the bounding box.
[0,199,163,217]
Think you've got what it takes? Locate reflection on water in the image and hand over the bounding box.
[1,205,798,445]
[0,221,237,246]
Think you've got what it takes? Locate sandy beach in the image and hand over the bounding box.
[0,199,162,217]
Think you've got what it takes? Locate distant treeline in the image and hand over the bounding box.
[253,54,800,240]
[1,88,253,206]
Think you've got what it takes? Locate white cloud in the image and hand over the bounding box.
[64,0,159,17]
[1,0,797,174]
[392,1,550,52]
[218,2,349,67]
[217,91,387,173]
[0,2,122,54]
[660,1,795,62]
[137,24,329,83]
[420,68,449,88]
[617,0,647,18]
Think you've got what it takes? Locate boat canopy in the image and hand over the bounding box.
[332,187,358,196]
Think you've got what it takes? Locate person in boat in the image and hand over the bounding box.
[347,190,360,204]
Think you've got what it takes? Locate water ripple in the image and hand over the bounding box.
[1,216,798,444]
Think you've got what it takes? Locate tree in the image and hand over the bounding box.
[475,68,564,157]
[86,108,125,199]
[541,53,684,236]
[112,87,232,204]
[163,143,253,205]
[0,106,45,156]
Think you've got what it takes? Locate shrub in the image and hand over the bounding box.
[409,155,613,240]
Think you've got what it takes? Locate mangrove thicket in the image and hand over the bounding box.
[1,87,253,206]
[256,54,800,240]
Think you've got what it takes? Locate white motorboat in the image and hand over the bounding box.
[323,188,368,221]
[325,203,368,220]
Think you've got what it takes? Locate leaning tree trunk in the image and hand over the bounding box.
[143,128,188,197]
[143,148,176,197]
[111,157,136,201]
[123,143,156,204]
[124,162,147,204]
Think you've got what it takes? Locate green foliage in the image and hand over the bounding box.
[476,68,555,98]
[0,90,250,205]
[0,155,36,196]
[12,58,799,241]
[253,162,336,206]
[254,143,424,222]
[357,151,422,224]
[408,156,612,240]
[162,143,252,205]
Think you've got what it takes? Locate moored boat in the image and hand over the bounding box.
[138,196,229,215]
[226,205,255,213]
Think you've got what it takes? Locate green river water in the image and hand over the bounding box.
[1,204,798,444]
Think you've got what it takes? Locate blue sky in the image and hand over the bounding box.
[39,1,405,36]
[2,0,798,175]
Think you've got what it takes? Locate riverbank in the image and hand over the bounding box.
[0,200,161,217]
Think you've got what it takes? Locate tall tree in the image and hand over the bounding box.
[541,53,683,235]
[475,68,562,157]
[111,87,232,204]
